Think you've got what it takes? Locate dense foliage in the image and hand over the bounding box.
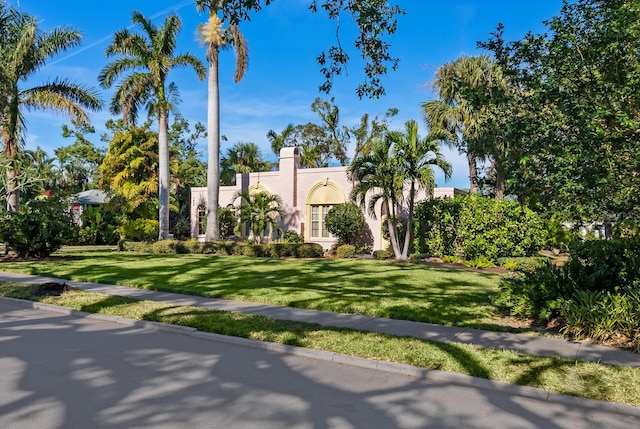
[477,0,640,225]
[414,195,547,261]
[0,197,74,257]
[496,238,640,349]
[325,203,365,245]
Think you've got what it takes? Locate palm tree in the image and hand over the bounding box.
[221,141,270,185]
[98,11,205,239]
[422,55,494,195]
[196,1,249,242]
[349,120,451,261]
[394,119,452,258]
[0,6,102,211]
[349,133,404,258]
[267,123,296,158]
[235,190,283,244]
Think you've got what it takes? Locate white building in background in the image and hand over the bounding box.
[191,147,465,251]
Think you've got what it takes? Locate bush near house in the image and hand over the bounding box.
[414,195,547,261]
[325,203,365,246]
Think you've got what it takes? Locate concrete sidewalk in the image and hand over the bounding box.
[0,271,638,367]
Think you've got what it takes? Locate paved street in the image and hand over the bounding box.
[1,301,638,429]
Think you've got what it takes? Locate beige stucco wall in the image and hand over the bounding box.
[191,147,464,251]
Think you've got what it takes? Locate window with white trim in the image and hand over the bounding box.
[311,205,332,238]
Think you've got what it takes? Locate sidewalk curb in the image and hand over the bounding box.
[2,296,639,418]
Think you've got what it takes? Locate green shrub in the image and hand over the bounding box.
[408,253,427,263]
[183,239,203,254]
[218,207,238,238]
[336,244,356,259]
[243,243,266,257]
[563,289,640,349]
[118,240,151,252]
[267,243,298,258]
[373,250,393,260]
[565,238,640,293]
[544,217,576,252]
[282,230,304,243]
[151,240,189,254]
[496,257,548,273]
[70,206,120,245]
[462,256,496,269]
[494,261,571,322]
[442,255,460,264]
[0,197,74,257]
[325,203,365,245]
[356,244,372,255]
[414,197,462,257]
[297,243,324,258]
[414,195,547,261]
[118,219,159,242]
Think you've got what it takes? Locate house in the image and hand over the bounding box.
[70,189,109,226]
[191,147,465,251]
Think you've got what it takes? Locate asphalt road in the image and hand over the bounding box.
[1,301,638,429]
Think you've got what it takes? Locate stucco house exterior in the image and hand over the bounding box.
[191,147,465,251]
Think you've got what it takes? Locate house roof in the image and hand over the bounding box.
[75,189,109,205]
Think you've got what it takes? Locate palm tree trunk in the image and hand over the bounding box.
[386,200,401,259]
[205,44,220,242]
[467,151,479,194]
[5,168,19,212]
[400,181,416,261]
[158,108,170,240]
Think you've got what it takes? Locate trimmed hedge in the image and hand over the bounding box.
[415,195,547,262]
[118,240,324,259]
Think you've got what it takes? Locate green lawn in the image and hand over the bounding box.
[0,247,508,330]
[1,282,639,407]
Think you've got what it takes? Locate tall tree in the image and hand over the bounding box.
[349,119,451,261]
[268,98,351,168]
[422,55,498,195]
[480,1,640,223]
[98,11,205,239]
[98,120,159,220]
[196,1,249,242]
[394,120,452,257]
[349,133,403,257]
[350,108,398,160]
[55,124,105,193]
[0,5,102,211]
[267,123,296,158]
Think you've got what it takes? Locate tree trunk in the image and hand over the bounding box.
[400,181,416,261]
[495,160,506,200]
[386,200,402,259]
[467,151,479,194]
[205,45,221,242]
[158,108,170,240]
[5,168,19,213]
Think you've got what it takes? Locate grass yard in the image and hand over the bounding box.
[0,247,508,330]
[1,282,639,407]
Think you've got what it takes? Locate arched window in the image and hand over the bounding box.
[305,178,346,241]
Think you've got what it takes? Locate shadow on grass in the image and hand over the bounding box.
[0,252,521,331]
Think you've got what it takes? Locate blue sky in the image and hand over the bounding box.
[9,0,564,188]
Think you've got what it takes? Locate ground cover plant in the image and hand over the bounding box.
[0,247,506,329]
[496,238,640,351]
[1,281,639,407]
